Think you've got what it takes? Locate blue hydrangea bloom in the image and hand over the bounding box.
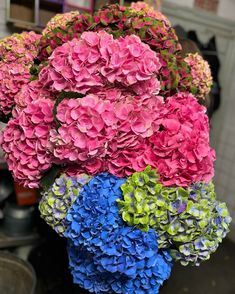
[68,241,172,294]
[66,173,173,293]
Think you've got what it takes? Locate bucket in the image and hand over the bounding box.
[0,252,36,294]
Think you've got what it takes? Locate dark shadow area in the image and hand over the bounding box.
[161,238,235,294]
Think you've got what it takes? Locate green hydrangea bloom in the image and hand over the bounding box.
[39,173,90,236]
[117,166,231,266]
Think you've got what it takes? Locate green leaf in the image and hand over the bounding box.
[190,86,198,95]
[40,165,61,191]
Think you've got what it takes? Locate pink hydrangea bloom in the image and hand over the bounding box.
[14,80,57,114]
[0,99,55,188]
[42,11,80,35]
[51,94,118,163]
[39,30,161,96]
[103,95,163,177]
[0,31,40,64]
[184,53,213,99]
[38,34,104,93]
[4,88,215,188]
[1,27,216,190]
[0,32,41,118]
[100,33,162,95]
[50,89,163,175]
[0,63,30,116]
[150,92,216,186]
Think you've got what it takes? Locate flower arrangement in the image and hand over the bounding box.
[0,2,231,293]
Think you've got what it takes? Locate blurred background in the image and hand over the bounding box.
[0,1,235,293]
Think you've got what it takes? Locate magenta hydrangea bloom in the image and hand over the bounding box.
[107,139,156,177]
[39,33,105,93]
[39,30,162,96]
[0,63,30,116]
[150,92,216,186]
[0,99,55,188]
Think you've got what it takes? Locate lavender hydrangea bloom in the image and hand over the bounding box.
[39,173,90,236]
[66,173,172,293]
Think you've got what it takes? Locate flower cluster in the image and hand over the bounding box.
[37,3,180,63]
[150,92,215,186]
[0,31,40,63]
[35,3,195,101]
[0,63,30,117]
[1,83,215,188]
[68,243,172,294]
[93,4,180,54]
[51,94,116,165]
[171,200,231,266]
[158,53,193,97]
[66,173,172,293]
[14,80,56,114]
[130,1,171,28]
[94,3,192,98]
[38,13,92,61]
[39,173,90,235]
[51,92,163,176]
[39,30,161,95]
[0,31,40,120]
[117,167,231,266]
[0,99,55,188]
[184,53,213,99]
[42,11,80,35]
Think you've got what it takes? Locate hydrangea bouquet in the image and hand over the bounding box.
[0,2,231,293]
